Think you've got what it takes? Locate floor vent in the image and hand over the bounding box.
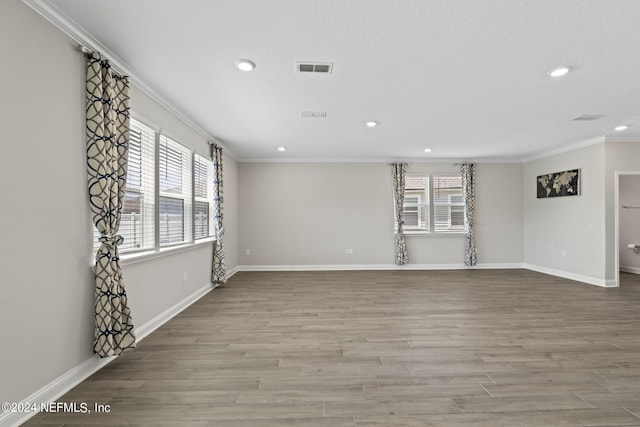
[297,62,333,73]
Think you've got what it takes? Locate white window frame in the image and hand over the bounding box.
[92,114,215,266]
[400,174,467,235]
[92,117,156,255]
[193,153,215,240]
[158,135,193,247]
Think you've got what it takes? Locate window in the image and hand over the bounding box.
[400,175,466,234]
[159,136,192,246]
[194,154,214,240]
[403,177,428,231]
[93,118,155,254]
[93,115,214,259]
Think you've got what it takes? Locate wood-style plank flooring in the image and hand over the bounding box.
[23,270,640,426]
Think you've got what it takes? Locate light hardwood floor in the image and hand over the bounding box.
[23,270,640,426]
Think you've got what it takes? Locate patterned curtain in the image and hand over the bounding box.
[461,162,477,266]
[86,52,136,357]
[211,144,226,284]
[392,162,409,265]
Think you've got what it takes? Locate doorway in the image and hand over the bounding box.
[615,172,640,286]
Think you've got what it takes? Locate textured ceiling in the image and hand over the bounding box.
[32,0,640,161]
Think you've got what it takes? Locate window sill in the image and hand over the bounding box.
[117,237,215,268]
[402,231,466,237]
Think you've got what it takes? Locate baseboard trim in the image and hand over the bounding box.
[225,265,240,280]
[136,282,215,340]
[238,263,525,272]
[0,282,216,427]
[524,263,613,287]
[620,265,640,275]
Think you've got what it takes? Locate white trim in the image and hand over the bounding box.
[523,263,614,287]
[522,136,605,163]
[603,136,640,143]
[0,356,114,427]
[620,265,640,275]
[614,171,640,287]
[119,238,215,268]
[135,282,216,341]
[0,282,216,427]
[21,0,237,161]
[240,157,522,164]
[238,263,525,272]
[225,265,240,279]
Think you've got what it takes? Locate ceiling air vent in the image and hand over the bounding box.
[301,111,327,118]
[572,114,604,121]
[297,62,333,73]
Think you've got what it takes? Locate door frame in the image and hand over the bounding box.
[614,171,640,286]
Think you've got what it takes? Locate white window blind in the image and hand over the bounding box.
[401,174,465,234]
[432,176,465,232]
[402,176,429,231]
[93,118,156,253]
[194,154,214,240]
[159,135,192,246]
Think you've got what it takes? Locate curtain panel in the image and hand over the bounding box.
[86,52,136,357]
[461,162,477,266]
[211,144,226,284]
[392,162,409,265]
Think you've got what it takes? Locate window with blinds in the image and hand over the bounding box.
[402,176,429,231]
[400,174,466,234]
[91,115,215,260]
[432,176,465,232]
[194,154,214,239]
[93,118,156,253]
[159,135,193,246]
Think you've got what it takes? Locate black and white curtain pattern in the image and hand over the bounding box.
[392,162,409,265]
[86,52,136,357]
[461,162,477,266]
[211,144,226,284]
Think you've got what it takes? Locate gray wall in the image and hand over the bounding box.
[523,143,606,283]
[0,0,238,406]
[238,162,523,267]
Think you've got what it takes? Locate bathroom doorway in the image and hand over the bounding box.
[616,172,640,286]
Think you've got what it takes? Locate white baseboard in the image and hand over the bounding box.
[238,263,525,272]
[0,282,216,427]
[239,262,616,288]
[225,265,240,280]
[524,263,614,287]
[135,282,215,340]
[620,265,640,275]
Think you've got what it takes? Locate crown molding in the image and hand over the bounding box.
[603,135,640,143]
[239,156,523,164]
[21,0,238,161]
[521,135,606,163]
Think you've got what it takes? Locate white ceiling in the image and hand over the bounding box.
[31,0,640,161]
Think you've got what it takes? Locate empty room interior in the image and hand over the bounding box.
[3,0,640,426]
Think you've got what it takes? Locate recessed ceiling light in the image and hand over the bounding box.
[277,146,287,152]
[423,148,433,153]
[365,121,379,128]
[615,125,628,131]
[548,66,570,78]
[236,59,255,71]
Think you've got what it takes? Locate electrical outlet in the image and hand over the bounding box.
[183,272,188,282]
[345,248,353,255]
[560,250,566,257]
[245,249,251,255]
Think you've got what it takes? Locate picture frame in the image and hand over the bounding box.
[537,169,580,198]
